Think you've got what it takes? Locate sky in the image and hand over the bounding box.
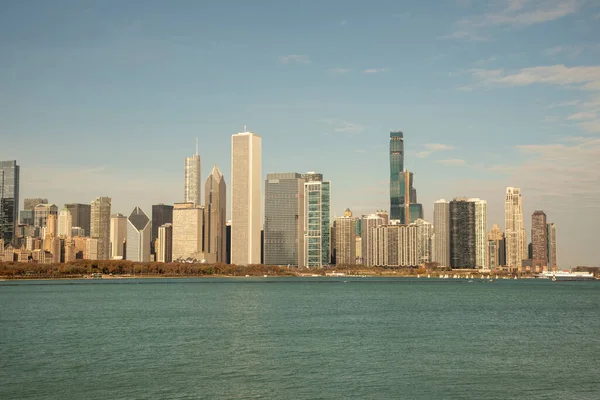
[1,0,599,268]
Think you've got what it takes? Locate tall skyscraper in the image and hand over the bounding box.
[205,165,227,264]
[90,197,111,260]
[0,160,20,244]
[505,187,526,268]
[110,213,127,259]
[231,130,262,265]
[172,202,204,261]
[64,203,91,236]
[433,199,450,267]
[302,172,331,267]
[547,223,557,270]
[126,207,151,262]
[57,207,72,237]
[414,218,434,264]
[487,224,505,269]
[531,211,548,266]
[184,141,202,206]
[449,198,476,269]
[470,198,488,269]
[151,204,173,255]
[264,173,305,266]
[389,132,423,223]
[335,210,357,265]
[157,223,173,263]
[361,214,384,266]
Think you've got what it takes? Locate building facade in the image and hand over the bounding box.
[264,173,305,267]
[372,223,419,267]
[449,198,476,269]
[90,197,111,260]
[126,207,151,262]
[0,160,19,244]
[58,207,72,238]
[21,198,47,226]
[204,165,227,264]
[414,218,434,265]
[231,131,262,265]
[361,214,384,266]
[433,199,450,267]
[151,204,173,255]
[184,150,202,206]
[34,204,58,231]
[389,131,404,220]
[335,211,357,265]
[157,223,173,263]
[172,202,204,261]
[505,187,527,268]
[110,213,127,259]
[64,203,91,236]
[470,198,488,269]
[303,173,330,267]
[547,223,557,270]
[487,224,505,269]
[531,211,548,266]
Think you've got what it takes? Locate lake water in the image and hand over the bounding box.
[1,277,599,399]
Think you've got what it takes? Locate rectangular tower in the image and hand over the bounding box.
[157,223,173,263]
[449,198,476,269]
[172,202,204,261]
[470,198,488,269]
[205,165,227,264]
[0,160,20,244]
[361,214,384,266]
[531,211,548,266]
[184,152,201,206]
[231,131,262,265]
[151,204,173,255]
[389,132,404,220]
[264,173,305,267]
[505,187,527,268]
[303,172,331,267]
[90,197,111,260]
[547,223,557,270]
[433,199,450,267]
[64,203,91,236]
[110,213,127,259]
[334,214,357,265]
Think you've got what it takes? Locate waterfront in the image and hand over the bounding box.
[1,278,599,399]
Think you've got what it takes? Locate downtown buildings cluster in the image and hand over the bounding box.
[1,131,557,271]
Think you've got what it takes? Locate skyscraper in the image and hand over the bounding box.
[205,165,227,264]
[151,204,173,255]
[110,213,127,259]
[389,132,423,223]
[335,210,357,265]
[184,142,202,206]
[547,223,557,270]
[470,198,488,269]
[449,198,476,269]
[157,223,173,263]
[126,207,151,262]
[172,202,204,261]
[64,203,91,236]
[302,172,331,267]
[90,197,111,260]
[34,204,58,230]
[231,130,262,265]
[264,173,305,266]
[505,187,526,268]
[531,211,548,266]
[414,218,434,264]
[21,198,47,226]
[57,207,72,237]
[487,224,505,269]
[0,160,19,244]
[361,214,384,266]
[433,199,450,267]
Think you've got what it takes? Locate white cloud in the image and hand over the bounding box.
[323,119,365,134]
[567,111,596,120]
[363,68,389,74]
[425,143,454,151]
[328,68,351,75]
[416,151,432,158]
[436,159,467,166]
[279,54,311,64]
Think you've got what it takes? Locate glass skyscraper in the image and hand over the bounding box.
[389,132,423,224]
[0,160,20,244]
[303,172,330,267]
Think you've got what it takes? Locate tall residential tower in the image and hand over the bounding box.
[505,187,526,268]
[0,160,20,244]
[184,140,202,206]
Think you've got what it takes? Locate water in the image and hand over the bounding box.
[1,277,599,399]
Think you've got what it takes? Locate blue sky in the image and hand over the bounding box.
[1,0,599,267]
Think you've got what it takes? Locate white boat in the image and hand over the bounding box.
[542,271,595,281]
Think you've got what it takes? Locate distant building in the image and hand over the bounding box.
[487,224,505,269]
[58,207,72,238]
[151,204,173,255]
[157,223,173,263]
[450,198,476,269]
[470,198,488,269]
[373,223,419,267]
[204,165,227,264]
[64,203,91,236]
[433,199,450,267]
[264,173,305,267]
[184,145,202,206]
[33,204,58,230]
[335,210,357,265]
[0,160,19,244]
[547,223,557,270]
[21,198,47,226]
[303,172,330,267]
[231,130,262,265]
[126,207,151,262]
[414,218,434,264]
[90,197,111,260]
[531,211,548,266]
[172,202,204,261]
[505,187,527,268]
[110,214,127,259]
[71,227,85,237]
[361,214,384,266]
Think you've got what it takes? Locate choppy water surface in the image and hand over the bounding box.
[1,277,599,399]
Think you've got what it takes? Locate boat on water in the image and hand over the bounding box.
[540,271,595,281]
[90,272,102,279]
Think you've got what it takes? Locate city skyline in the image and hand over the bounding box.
[2,1,599,267]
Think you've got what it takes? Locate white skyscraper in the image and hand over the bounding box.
[172,202,204,261]
[433,199,450,267]
[469,198,488,269]
[90,196,111,260]
[126,207,151,262]
[110,213,127,259]
[57,207,72,238]
[231,130,262,265]
[361,214,384,266]
[184,140,201,206]
[505,187,526,268]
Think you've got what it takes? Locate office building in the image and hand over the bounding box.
[264,173,305,266]
[184,142,202,206]
[302,172,331,267]
[33,203,58,230]
[64,203,91,236]
[90,197,111,260]
[126,207,151,262]
[389,132,423,223]
[172,202,204,261]
[110,213,127,259]
[361,214,384,266]
[433,199,450,267]
[449,198,476,269]
[231,130,262,265]
[0,160,19,244]
[505,187,527,268]
[487,224,505,269]
[547,223,557,270]
[58,207,72,237]
[531,211,548,266]
[151,204,173,255]
[21,198,47,226]
[157,223,173,263]
[204,165,227,264]
[335,210,357,265]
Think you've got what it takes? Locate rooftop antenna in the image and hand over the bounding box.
[195,137,198,156]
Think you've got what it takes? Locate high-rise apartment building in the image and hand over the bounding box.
[90,197,111,260]
[205,165,227,263]
[505,187,527,268]
[302,172,331,267]
[0,160,20,244]
[172,202,204,261]
[470,198,488,269]
[433,199,450,267]
[414,218,434,264]
[231,130,262,265]
[151,204,173,255]
[126,207,151,262]
[264,173,305,267]
[64,203,91,236]
[110,213,127,259]
[184,143,202,206]
[335,210,357,265]
[449,198,476,269]
[547,223,557,270]
[372,223,419,267]
[531,211,548,266]
[487,224,505,269]
[361,214,384,266]
[157,223,173,263]
[58,207,72,238]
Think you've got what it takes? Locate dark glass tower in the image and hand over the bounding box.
[151,204,173,254]
[0,160,20,244]
[390,132,423,223]
[449,198,476,269]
